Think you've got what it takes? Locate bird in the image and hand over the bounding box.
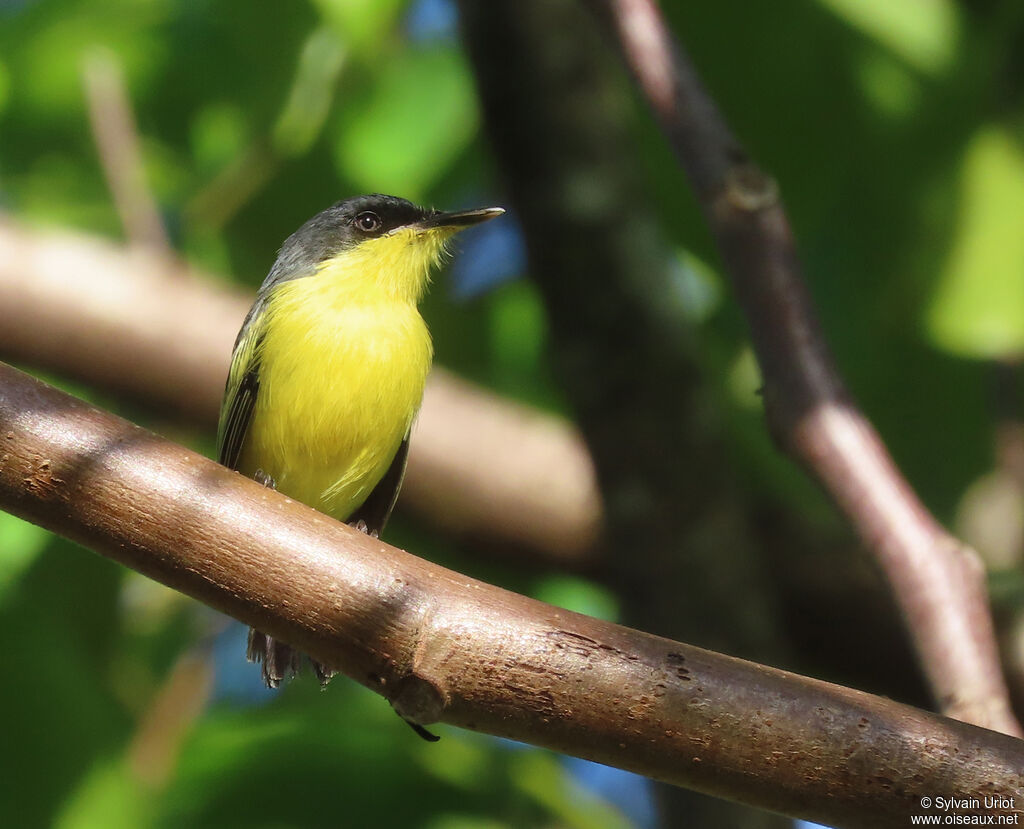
[217,194,504,735]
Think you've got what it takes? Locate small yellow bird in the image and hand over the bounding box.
[217,194,503,706]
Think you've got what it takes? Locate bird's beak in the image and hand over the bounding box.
[411,206,505,231]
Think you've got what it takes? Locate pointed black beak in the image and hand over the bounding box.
[414,206,505,230]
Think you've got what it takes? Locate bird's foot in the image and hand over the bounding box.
[351,519,379,539]
[247,628,300,688]
[249,626,337,683]
[248,629,336,688]
[313,660,337,687]
[254,469,277,489]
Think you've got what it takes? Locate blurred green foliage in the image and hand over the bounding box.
[1,0,1023,827]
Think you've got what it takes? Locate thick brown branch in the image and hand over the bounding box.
[0,215,601,558]
[0,361,1021,829]
[599,0,1021,736]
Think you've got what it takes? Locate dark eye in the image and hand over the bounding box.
[354,211,382,233]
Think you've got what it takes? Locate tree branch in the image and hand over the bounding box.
[81,48,172,257]
[0,214,601,558]
[0,361,1021,829]
[597,0,1022,736]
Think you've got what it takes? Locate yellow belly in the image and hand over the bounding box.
[239,281,432,521]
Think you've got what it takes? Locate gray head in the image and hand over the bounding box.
[262,194,435,289]
[235,194,503,348]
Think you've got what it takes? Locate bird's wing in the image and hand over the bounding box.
[217,300,266,470]
[348,435,410,535]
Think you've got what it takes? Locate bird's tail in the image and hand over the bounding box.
[246,628,334,687]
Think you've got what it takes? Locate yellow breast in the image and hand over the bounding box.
[238,272,432,520]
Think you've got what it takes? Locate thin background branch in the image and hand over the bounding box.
[81,48,172,257]
[456,3,796,823]
[0,360,1021,829]
[597,0,1021,736]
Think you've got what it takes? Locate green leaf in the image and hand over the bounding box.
[190,103,251,174]
[532,575,619,623]
[17,12,166,120]
[926,126,1024,359]
[0,513,52,601]
[817,0,959,74]
[0,57,11,116]
[312,0,406,54]
[0,543,128,828]
[54,758,151,829]
[334,46,478,199]
[511,753,633,829]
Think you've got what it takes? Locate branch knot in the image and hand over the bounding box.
[390,671,447,726]
[723,163,779,213]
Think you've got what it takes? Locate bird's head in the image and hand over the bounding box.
[264,194,504,304]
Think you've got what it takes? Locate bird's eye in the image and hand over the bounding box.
[354,211,382,233]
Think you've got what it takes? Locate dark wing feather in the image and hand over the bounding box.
[217,301,266,470]
[348,436,410,535]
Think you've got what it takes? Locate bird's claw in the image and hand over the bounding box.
[254,469,277,490]
[352,519,379,538]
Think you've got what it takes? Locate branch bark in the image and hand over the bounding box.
[0,361,1022,829]
[0,214,601,558]
[597,0,1022,736]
